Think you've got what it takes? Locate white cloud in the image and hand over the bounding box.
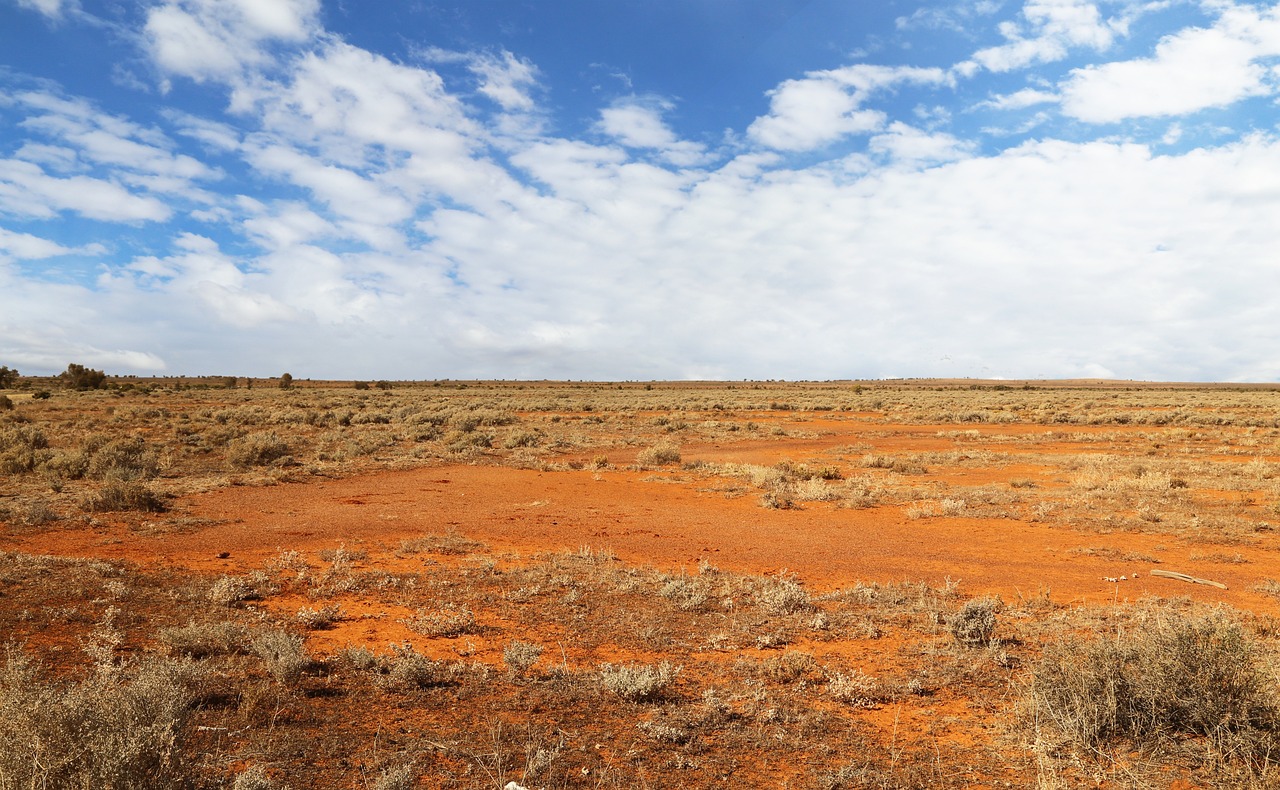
[11,0,1280,381]
[975,87,1061,110]
[127,233,299,327]
[470,50,539,112]
[144,0,321,83]
[969,0,1123,72]
[597,98,709,166]
[748,65,947,151]
[0,159,171,221]
[1061,4,1280,122]
[0,227,98,259]
[869,122,974,164]
[13,0,74,20]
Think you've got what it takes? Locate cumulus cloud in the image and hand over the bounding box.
[869,122,974,164]
[748,65,948,151]
[596,98,710,166]
[9,0,1280,381]
[975,87,1061,110]
[0,158,172,221]
[144,0,321,83]
[1061,4,1280,122]
[967,0,1124,73]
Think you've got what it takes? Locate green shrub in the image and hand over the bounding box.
[0,425,49,474]
[60,363,106,390]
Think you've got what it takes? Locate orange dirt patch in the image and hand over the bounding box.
[12,463,1272,614]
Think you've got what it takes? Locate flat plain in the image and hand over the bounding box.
[5,378,1280,788]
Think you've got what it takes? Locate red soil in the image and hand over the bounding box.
[14,462,1270,615]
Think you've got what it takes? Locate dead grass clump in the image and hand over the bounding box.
[599,661,681,702]
[1030,612,1280,766]
[0,649,199,789]
[81,481,167,513]
[636,442,681,466]
[502,641,544,676]
[249,629,311,684]
[755,577,812,615]
[381,644,451,690]
[159,620,247,658]
[826,669,887,708]
[396,532,485,556]
[754,650,821,684]
[951,597,999,646]
[208,574,262,607]
[295,604,345,630]
[226,433,291,468]
[405,605,479,637]
[233,765,290,790]
[659,576,711,611]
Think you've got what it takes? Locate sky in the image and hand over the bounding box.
[2,0,1280,381]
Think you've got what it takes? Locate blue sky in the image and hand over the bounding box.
[2,0,1280,380]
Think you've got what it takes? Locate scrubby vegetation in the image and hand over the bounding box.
[3,378,1280,785]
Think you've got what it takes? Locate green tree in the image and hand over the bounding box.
[0,366,17,388]
[279,372,293,389]
[59,363,106,390]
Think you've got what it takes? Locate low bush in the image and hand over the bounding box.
[637,442,681,467]
[87,437,160,481]
[159,621,247,658]
[0,649,199,788]
[1030,612,1280,763]
[599,661,680,702]
[951,597,999,646]
[502,641,543,675]
[81,482,167,513]
[249,629,310,684]
[380,644,450,690]
[226,433,291,468]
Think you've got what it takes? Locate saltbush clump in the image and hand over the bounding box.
[951,597,999,646]
[636,442,681,467]
[599,661,680,702]
[1030,612,1280,762]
